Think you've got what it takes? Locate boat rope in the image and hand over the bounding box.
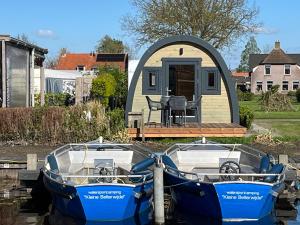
[78,144,89,185]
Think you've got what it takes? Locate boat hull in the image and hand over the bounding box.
[43,174,153,221]
[214,182,278,221]
[164,171,281,221]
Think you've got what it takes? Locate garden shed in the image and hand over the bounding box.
[0,35,48,107]
[126,35,246,137]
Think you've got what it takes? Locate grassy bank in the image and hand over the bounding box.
[239,96,300,119]
[239,96,300,138]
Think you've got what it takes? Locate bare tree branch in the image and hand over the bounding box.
[122,0,259,49]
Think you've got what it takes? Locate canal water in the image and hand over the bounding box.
[0,178,299,225]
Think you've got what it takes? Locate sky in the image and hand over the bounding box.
[1,0,299,69]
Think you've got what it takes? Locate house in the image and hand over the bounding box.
[126,35,245,138]
[249,41,300,94]
[231,71,251,92]
[55,53,129,104]
[55,53,128,73]
[0,35,48,107]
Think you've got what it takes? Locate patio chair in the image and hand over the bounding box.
[160,96,170,126]
[168,96,187,127]
[186,96,202,123]
[145,96,163,125]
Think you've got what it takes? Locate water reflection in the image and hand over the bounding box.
[165,207,279,225]
[45,207,152,225]
[45,206,286,225]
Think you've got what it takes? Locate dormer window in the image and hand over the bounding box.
[284,64,291,75]
[265,65,271,75]
[76,65,85,71]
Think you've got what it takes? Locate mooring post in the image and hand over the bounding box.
[278,154,288,165]
[141,109,145,142]
[27,154,37,171]
[154,162,165,224]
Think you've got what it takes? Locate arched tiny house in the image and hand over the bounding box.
[126,35,246,138]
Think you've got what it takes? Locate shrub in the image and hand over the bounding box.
[237,90,254,101]
[96,66,128,108]
[287,91,296,97]
[0,102,127,144]
[260,85,294,111]
[107,108,126,135]
[90,73,117,106]
[296,89,300,102]
[239,105,254,129]
[35,93,73,106]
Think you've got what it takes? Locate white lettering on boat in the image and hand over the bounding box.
[83,190,125,200]
[221,191,263,201]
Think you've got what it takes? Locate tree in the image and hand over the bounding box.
[237,36,261,72]
[17,33,34,44]
[45,47,69,69]
[122,0,259,48]
[97,66,128,108]
[90,73,117,106]
[95,35,127,53]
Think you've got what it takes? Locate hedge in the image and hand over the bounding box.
[0,102,126,144]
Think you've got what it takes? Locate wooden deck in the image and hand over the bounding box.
[128,123,246,138]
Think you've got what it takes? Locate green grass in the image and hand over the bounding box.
[240,96,300,138]
[254,120,300,137]
[254,111,300,119]
[239,97,300,119]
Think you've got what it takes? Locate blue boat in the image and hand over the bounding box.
[43,141,154,222]
[161,140,285,221]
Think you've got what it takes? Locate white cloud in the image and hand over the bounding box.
[252,27,278,35]
[35,29,56,38]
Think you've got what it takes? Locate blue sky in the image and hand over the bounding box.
[1,0,299,69]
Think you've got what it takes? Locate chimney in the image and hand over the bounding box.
[275,40,280,49]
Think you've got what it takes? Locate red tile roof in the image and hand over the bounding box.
[55,53,128,71]
[231,71,249,77]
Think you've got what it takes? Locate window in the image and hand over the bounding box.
[256,81,262,92]
[142,67,161,95]
[149,72,156,87]
[265,65,271,75]
[282,81,289,91]
[267,81,273,90]
[284,64,291,75]
[293,81,299,90]
[201,68,221,95]
[76,65,85,71]
[208,72,215,88]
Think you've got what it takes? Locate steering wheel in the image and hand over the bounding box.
[219,161,241,181]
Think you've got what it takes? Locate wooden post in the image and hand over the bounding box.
[279,155,289,165]
[75,77,83,104]
[1,40,6,107]
[30,48,35,107]
[154,164,165,224]
[40,66,45,106]
[141,109,145,142]
[27,154,37,171]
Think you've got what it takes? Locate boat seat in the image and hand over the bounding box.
[264,163,284,183]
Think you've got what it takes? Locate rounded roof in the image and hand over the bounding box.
[125,35,239,124]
